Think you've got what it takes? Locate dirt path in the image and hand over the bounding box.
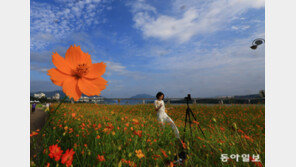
[30,108,48,132]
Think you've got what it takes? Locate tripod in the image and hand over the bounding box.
[182,99,206,143]
[174,98,206,164]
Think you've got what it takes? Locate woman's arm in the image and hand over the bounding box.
[154,101,163,111]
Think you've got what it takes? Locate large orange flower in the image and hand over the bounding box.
[47,45,107,101]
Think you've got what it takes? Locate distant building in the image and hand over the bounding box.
[77,96,103,103]
[79,96,89,102]
[90,96,104,103]
[53,93,60,100]
[34,93,46,98]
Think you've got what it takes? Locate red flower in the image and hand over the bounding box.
[250,156,263,167]
[160,149,168,158]
[61,148,75,167]
[133,130,142,137]
[244,134,254,142]
[180,140,187,149]
[30,131,38,137]
[97,154,105,162]
[48,144,63,161]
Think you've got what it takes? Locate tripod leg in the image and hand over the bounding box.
[183,109,189,141]
[188,111,193,143]
[189,108,206,138]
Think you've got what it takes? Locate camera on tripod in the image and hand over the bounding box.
[184,94,191,101]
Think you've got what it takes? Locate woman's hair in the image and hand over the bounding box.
[156,92,164,100]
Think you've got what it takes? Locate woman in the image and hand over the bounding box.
[45,103,50,112]
[32,103,36,112]
[154,92,180,139]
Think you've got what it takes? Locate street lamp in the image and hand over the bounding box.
[250,38,265,50]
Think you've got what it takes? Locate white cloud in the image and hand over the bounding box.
[30,0,109,49]
[31,64,50,73]
[231,25,250,31]
[153,32,265,71]
[105,61,127,74]
[104,61,144,80]
[130,0,264,42]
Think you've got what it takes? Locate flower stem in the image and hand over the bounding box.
[52,95,67,114]
[40,96,68,135]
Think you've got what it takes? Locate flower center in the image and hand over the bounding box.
[73,63,89,78]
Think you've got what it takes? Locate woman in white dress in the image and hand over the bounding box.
[154,92,180,139]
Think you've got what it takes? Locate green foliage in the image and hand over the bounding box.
[30,104,265,166]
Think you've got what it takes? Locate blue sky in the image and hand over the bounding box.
[30,0,265,98]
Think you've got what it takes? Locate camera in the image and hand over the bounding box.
[184,94,191,101]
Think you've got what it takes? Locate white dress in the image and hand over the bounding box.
[154,100,180,139]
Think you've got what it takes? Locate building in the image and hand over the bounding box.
[79,96,90,102]
[53,93,60,100]
[90,96,104,103]
[34,93,46,98]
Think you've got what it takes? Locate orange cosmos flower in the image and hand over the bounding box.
[180,140,187,149]
[133,130,142,137]
[47,45,107,101]
[135,150,145,159]
[97,155,105,162]
[132,119,139,125]
[250,156,263,167]
[160,149,168,158]
[30,131,38,137]
[61,148,75,167]
[48,144,63,161]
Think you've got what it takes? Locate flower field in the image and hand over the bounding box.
[30,103,264,167]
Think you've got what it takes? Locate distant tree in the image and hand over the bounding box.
[39,97,47,103]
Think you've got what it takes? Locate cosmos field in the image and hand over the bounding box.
[30,103,264,167]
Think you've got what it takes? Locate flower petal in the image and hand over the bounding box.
[52,52,73,75]
[65,45,92,69]
[89,77,108,89]
[78,77,107,96]
[85,62,106,79]
[47,68,69,86]
[62,76,82,101]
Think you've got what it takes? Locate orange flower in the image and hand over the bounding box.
[132,119,139,125]
[133,130,142,137]
[160,149,168,158]
[48,144,63,161]
[30,131,38,137]
[135,150,145,159]
[244,134,254,142]
[47,45,107,101]
[61,148,75,167]
[180,140,187,149]
[250,156,263,167]
[97,154,105,162]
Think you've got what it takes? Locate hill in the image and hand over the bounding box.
[130,94,154,98]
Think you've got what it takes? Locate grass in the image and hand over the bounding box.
[30,103,264,167]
